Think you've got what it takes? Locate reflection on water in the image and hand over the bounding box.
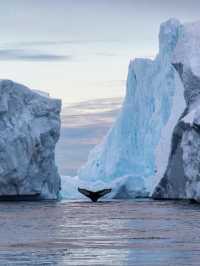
[0,200,199,265]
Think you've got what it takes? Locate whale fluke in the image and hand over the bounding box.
[78,187,112,202]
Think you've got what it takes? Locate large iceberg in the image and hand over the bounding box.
[0,80,61,200]
[62,19,187,199]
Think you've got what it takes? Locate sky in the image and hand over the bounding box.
[56,97,122,175]
[0,0,199,104]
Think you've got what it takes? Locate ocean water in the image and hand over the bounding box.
[0,199,199,265]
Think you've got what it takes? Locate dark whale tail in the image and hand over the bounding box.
[78,187,112,202]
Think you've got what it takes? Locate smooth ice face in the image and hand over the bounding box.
[71,18,186,199]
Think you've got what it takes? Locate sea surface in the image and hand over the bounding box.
[0,199,200,266]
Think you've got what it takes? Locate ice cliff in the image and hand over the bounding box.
[61,19,186,199]
[0,80,61,200]
[153,21,200,201]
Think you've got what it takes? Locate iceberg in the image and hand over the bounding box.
[0,80,61,200]
[61,19,187,199]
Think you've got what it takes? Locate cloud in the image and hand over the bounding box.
[2,40,120,48]
[96,52,117,57]
[63,97,122,112]
[0,48,71,62]
[56,97,122,175]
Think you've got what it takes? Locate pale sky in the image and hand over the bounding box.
[0,0,199,104]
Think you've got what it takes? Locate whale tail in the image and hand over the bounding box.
[78,187,112,202]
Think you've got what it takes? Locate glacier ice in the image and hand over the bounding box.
[61,18,188,199]
[0,80,61,199]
